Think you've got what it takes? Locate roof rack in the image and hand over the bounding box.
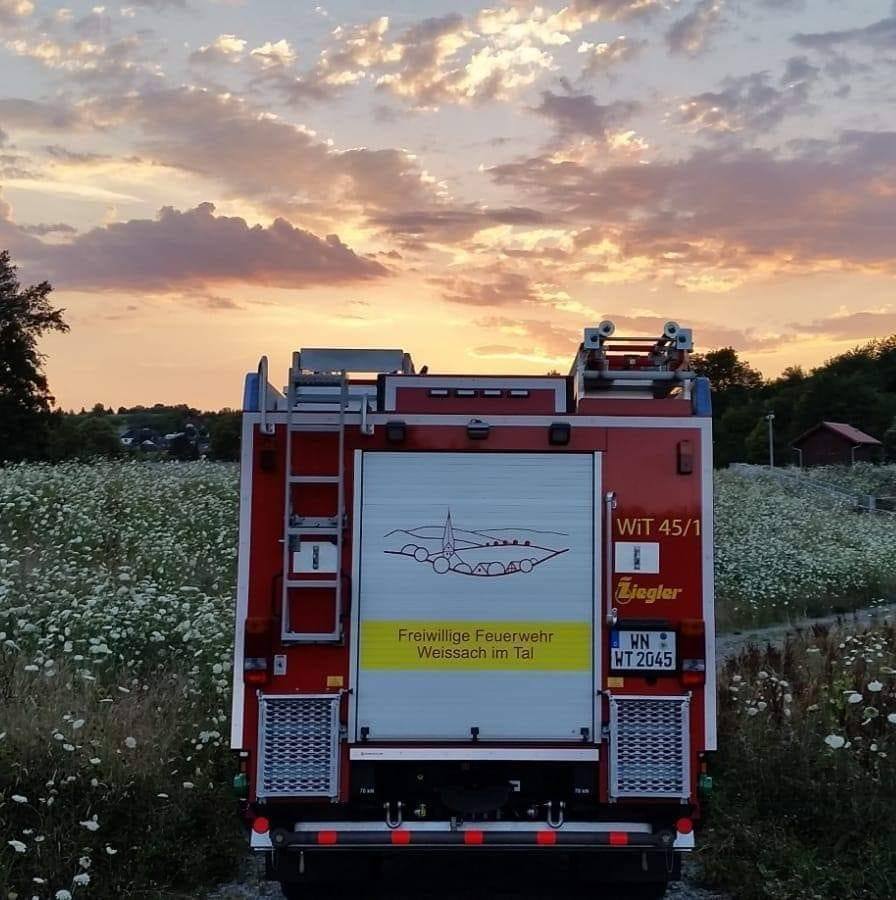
[573,321,694,399]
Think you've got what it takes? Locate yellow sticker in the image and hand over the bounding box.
[326,675,344,688]
[361,620,591,671]
[607,676,625,688]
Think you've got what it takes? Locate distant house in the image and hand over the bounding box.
[791,421,882,467]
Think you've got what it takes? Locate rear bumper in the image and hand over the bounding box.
[252,821,695,853]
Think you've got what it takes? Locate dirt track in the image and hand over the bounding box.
[716,602,896,662]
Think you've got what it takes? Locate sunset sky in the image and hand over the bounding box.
[1,0,895,409]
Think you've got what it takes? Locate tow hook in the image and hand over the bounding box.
[384,801,403,829]
[546,801,565,829]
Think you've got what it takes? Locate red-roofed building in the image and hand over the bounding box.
[791,421,883,467]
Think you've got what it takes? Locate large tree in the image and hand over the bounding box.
[0,250,69,462]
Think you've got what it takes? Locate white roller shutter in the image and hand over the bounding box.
[352,452,598,742]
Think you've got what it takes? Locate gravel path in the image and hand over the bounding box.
[716,602,896,662]
[212,603,896,899]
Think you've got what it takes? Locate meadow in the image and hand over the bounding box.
[1,460,895,897]
[703,622,896,899]
[0,461,242,898]
[714,467,896,627]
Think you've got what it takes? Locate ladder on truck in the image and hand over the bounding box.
[281,349,414,643]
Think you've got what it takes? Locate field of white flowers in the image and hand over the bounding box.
[714,467,896,626]
[1,460,894,897]
[0,461,242,898]
[704,620,896,899]
[800,461,896,500]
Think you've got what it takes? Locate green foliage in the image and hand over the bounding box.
[702,626,896,899]
[46,412,122,461]
[115,403,201,436]
[0,250,69,463]
[693,339,896,467]
[207,411,241,461]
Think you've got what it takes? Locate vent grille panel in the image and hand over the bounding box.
[257,695,340,799]
[610,695,690,800]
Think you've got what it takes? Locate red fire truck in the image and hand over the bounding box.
[230,321,715,897]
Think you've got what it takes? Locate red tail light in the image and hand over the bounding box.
[252,816,270,835]
[244,657,269,685]
[243,617,274,684]
[679,618,706,686]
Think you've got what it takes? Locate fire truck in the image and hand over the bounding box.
[230,322,716,897]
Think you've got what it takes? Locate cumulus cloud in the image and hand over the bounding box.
[373,13,551,106]
[189,34,294,69]
[666,0,723,56]
[315,10,557,107]
[82,87,443,221]
[317,15,404,87]
[250,40,295,70]
[4,32,153,86]
[279,4,666,109]
[489,130,896,285]
[28,202,388,291]
[678,62,818,134]
[0,0,33,22]
[189,34,247,65]
[533,90,640,140]
[578,36,646,77]
[475,6,573,47]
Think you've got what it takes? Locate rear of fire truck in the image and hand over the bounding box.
[230,322,715,898]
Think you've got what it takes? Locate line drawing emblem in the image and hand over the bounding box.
[384,510,569,577]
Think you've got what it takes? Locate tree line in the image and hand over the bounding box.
[3,247,896,467]
[691,343,896,467]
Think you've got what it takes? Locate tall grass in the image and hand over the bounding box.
[0,461,242,898]
[701,622,896,899]
[0,656,243,897]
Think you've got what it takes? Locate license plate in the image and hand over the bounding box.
[610,629,676,671]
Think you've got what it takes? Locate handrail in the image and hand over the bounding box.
[258,356,274,435]
[604,491,618,625]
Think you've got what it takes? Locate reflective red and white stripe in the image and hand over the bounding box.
[250,818,694,853]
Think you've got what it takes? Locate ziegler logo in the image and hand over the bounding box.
[615,577,683,605]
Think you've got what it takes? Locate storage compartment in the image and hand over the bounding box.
[352,452,600,742]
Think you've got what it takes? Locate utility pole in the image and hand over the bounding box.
[766,413,775,468]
